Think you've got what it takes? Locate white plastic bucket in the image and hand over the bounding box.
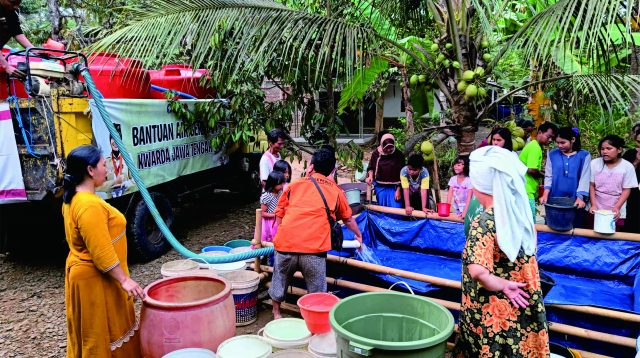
[162,348,216,358]
[198,251,247,272]
[217,335,272,358]
[268,350,315,357]
[594,210,616,234]
[160,259,200,278]
[308,331,337,357]
[259,318,312,352]
[218,270,261,326]
[344,189,361,206]
[230,246,254,264]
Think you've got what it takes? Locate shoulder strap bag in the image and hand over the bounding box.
[309,177,343,251]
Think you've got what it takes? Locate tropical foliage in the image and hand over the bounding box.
[17,0,640,159]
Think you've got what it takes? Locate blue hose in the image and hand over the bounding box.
[75,64,274,263]
[150,84,197,99]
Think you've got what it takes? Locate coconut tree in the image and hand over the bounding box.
[93,0,640,154]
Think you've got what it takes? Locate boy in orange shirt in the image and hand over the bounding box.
[269,147,362,319]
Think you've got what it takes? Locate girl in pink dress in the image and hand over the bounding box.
[260,171,286,244]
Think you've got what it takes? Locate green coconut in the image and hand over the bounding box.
[410,74,419,86]
[445,43,453,50]
[457,80,468,92]
[513,137,526,151]
[465,84,478,98]
[423,152,435,163]
[478,87,487,98]
[436,53,446,64]
[420,140,434,155]
[474,67,485,77]
[483,53,492,62]
[481,40,490,49]
[452,61,460,69]
[462,70,475,81]
[430,43,439,52]
[512,127,526,138]
[418,74,427,83]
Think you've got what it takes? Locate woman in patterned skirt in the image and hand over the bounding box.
[454,146,549,358]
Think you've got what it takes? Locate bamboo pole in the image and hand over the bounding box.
[327,254,462,289]
[252,209,263,274]
[549,322,637,349]
[325,255,640,323]
[536,224,640,242]
[366,204,463,222]
[431,155,441,205]
[547,304,640,323]
[364,204,640,241]
[263,270,637,349]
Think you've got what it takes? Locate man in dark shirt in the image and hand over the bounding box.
[1,0,34,78]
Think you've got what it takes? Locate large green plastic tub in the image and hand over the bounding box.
[329,291,454,357]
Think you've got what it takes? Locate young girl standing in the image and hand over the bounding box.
[589,135,639,229]
[447,156,473,218]
[540,128,591,227]
[273,160,292,190]
[260,171,286,244]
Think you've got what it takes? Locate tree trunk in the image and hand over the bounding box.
[452,100,476,155]
[47,0,63,41]
[399,67,415,135]
[631,43,639,113]
[375,93,385,134]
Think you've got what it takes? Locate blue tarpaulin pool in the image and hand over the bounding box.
[334,210,640,356]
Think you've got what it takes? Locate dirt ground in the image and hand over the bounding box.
[0,191,297,357]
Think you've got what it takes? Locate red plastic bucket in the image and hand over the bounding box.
[297,293,340,334]
[437,203,451,217]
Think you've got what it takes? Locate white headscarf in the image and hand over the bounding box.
[469,146,536,262]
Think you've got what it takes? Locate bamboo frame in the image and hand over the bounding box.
[262,269,635,350]
[365,204,640,242]
[326,255,640,324]
[252,209,262,274]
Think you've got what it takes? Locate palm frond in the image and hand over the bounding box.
[355,0,433,35]
[559,74,640,116]
[504,0,639,70]
[91,0,383,84]
[337,57,389,113]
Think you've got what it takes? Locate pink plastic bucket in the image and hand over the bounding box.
[437,203,451,217]
[297,293,340,334]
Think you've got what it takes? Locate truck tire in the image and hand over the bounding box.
[128,192,174,261]
[235,160,262,202]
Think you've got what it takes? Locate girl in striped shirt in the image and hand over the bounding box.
[260,171,286,244]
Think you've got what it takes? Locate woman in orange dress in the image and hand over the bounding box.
[62,145,144,357]
[454,146,549,358]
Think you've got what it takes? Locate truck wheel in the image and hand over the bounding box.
[237,164,262,201]
[128,192,174,261]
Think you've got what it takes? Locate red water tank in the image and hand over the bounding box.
[148,64,214,99]
[85,52,151,98]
